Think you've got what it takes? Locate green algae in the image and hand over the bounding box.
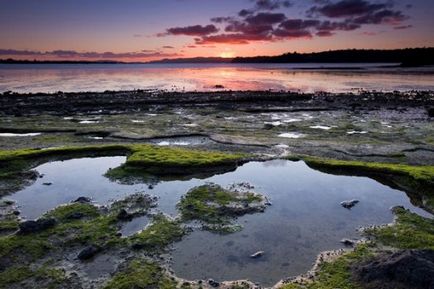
[299,157,434,212]
[128,214,186,252]
[0,199,186,288]
[281,245,372,289]
[103,259,176,289]
[302,157,434,183]
[0,265,67,289]
[177,183,265,233]
[364,206,434,250]
[0,144,248,197]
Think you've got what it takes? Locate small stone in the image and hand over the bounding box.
[250,251,265,258]
[78,245,101,260]
[73,197,91,203]
[42,182,52,186]
[340,199,359,209]
[12,210,20,216]
[340,239,356,246]
[208,279,220,287]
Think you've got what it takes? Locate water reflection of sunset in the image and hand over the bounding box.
[1,64,433,93]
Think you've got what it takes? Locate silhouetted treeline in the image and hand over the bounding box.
[232,48,434,67]
[0,59,126,64]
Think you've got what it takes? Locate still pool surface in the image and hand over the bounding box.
[3,156,430,286]
[1,63,434,93]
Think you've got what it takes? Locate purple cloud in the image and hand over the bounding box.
[0,49,182,60]
[162,25,219,36]
[309,0,388,18]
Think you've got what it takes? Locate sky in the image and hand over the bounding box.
[0,0,433,61]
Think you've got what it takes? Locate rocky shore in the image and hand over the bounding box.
[1,90,433,116]
[0,90,433,288]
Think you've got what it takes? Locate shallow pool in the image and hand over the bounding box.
[3,157,429,286]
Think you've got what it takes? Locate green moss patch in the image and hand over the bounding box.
[103,259,176,289]
[127,144,246,166]
[128,214,185,252]
[303,157,434,184]
[0,265,67,289]
[0,145,128,176]
[364,207,434,250]
[44,202,100,222]
[178,183,266,233]
[0,197,187,288]
[0,144,248,196]
[302,157,434,212]
[281,245,372,289]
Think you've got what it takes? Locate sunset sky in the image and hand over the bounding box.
[1,0,433,61]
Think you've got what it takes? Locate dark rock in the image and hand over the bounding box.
[12,210,20,216]
[340,238,356,246]
[117,209,133,221]
[340,199,359,209]
[263,123,274,130]
[42,182,52,186]
[208,279,220,287]
[353,250,434,289]
[214,85,225,89]
[73,197,91,203]
[131,243,145,250]
[77,245,101,260]
[427,107,434,118]
[18,218,56,234]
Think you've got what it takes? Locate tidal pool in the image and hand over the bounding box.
[3,156,429,286]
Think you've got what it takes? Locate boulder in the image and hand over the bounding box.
[78,245,101,260]
[18,218,56,234]
[353,250,434,289]
[116,209,133,221]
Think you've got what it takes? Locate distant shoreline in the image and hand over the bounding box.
[1,47,433,67]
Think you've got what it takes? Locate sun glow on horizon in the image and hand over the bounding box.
[219,51,235,58]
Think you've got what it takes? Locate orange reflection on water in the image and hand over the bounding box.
[0,63,433,93]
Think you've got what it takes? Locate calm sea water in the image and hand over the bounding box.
[0,63,433,93]
[4,157,429,286]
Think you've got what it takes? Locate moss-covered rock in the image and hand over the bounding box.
[280,245,372,289]
[301,157,434,212]
[178,183,267,233]
[103,259,177,289]
[364,206,434,250]
[0,144,249,196]
[128,214,186,252]
[0,265,70,289]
